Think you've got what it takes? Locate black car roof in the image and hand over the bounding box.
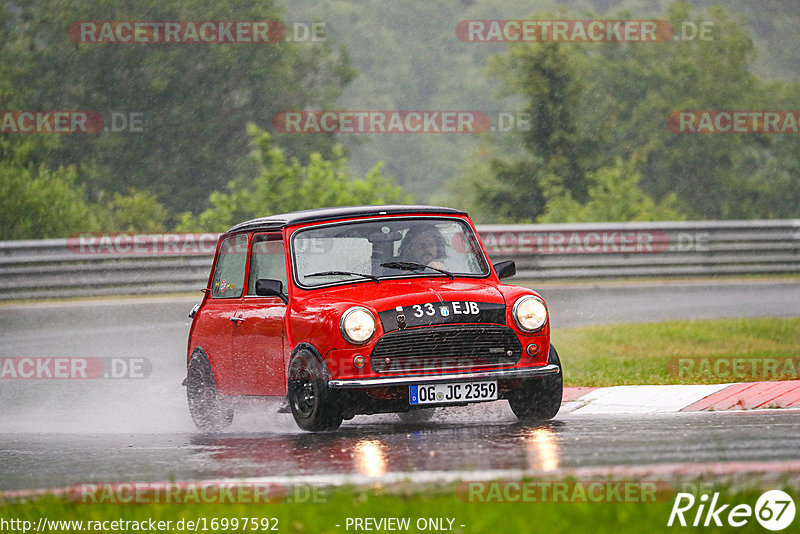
[225,205,467,233]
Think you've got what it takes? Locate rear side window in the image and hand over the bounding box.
[211,234,247,298]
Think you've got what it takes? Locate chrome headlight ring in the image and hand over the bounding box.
[512,295,548,333]
[340,306,377,344]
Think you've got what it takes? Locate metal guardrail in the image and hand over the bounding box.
[0,220,798,300]
[479,220,800,280]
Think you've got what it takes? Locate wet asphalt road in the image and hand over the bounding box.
[1,409,800,491]
[0,280,798,491]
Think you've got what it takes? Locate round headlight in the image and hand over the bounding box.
[340,307,376,344]
[513,296,548,332]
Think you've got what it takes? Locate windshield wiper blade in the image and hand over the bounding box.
[305,270,380,283]
[381,261,454,280]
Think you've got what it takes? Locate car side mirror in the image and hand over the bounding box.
[493,260,516,280]
[255,278,288,304]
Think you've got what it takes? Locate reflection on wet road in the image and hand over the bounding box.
[2,408,799,491]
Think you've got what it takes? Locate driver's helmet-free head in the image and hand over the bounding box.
[398,224,447,264]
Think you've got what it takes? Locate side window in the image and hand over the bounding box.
[211,234,248,299]
[248,234,287,295]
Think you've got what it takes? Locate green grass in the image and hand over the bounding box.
[2,484,796,534]
[555,317,800,386]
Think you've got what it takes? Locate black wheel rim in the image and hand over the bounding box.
[291,368,317,419]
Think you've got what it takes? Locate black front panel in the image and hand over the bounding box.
[370,324,522,374]
[378,301,506,333]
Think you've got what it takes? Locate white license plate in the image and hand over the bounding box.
[409,381,497,405]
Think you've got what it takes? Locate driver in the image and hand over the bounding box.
[398,224,447,270]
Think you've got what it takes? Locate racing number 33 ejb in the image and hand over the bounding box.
[185,205,562,431]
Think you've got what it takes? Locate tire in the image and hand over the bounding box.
[507,344,563,422]
[186,352,234,431]
[288,351,343,431]
[396,408,436,424]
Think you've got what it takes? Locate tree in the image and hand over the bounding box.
[1,0,355,214]
[462,1,800,221]
[177,125,411,232]
[463,23,602,221]
[0,160,100,240]
[1,83,169,237]
[103,190,169,233]
[0,135,169,238]
[538,156,683,223]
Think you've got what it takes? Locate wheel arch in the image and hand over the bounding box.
[183,347,219,386]
[288,343,331,381]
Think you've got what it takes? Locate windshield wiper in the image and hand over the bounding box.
[381,261,454,280]
[305,270,380,283]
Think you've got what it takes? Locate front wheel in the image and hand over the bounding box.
[186,352,234,431]
[288,351,343,432]
[507,344,563,422]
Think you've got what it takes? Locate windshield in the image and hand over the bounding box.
[292,217,489,287]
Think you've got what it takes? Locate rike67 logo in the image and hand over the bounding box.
[668,490,795,531]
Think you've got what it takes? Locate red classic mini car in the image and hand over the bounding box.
[185,205,562,431]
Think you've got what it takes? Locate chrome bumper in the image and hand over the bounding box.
[327,364,560,389]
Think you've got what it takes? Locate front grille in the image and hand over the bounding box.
[370,324,522,373]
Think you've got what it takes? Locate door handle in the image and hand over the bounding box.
[229,315,245,324]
